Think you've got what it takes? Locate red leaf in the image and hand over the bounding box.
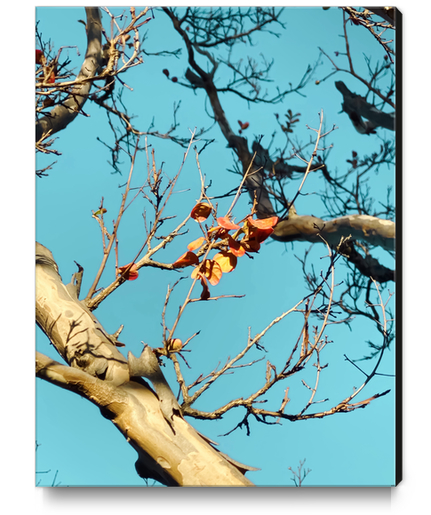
[217,216,240,231]
[36,49,44,64]
[117,263,139,280]
[191,202,212,222]
[250,226,274,243]
[172,251,199,268]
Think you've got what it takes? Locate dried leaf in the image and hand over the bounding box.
[36,49,44,64]
[117,263,139,281]
[199,274,211,300]
[187,236,205,251]
[250,226,275,243]
[213,251,237,273]
[240,239,261,253]
[228,236,246,257]
[192,259,222,285]
[172,251,199,268]
[247,216,279,229]
[191,202,212,222]
[217,216,240,231]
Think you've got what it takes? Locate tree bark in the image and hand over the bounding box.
[273,211,395,251]
[35,242,255,486]
[36,7,103,143]
[335,81,395,134]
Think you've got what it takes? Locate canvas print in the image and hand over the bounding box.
[35,6,400,487]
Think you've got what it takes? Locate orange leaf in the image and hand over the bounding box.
[191,202,212,222]
[187,236,206,251]
[44,63,57,84]
[217,216,240,231]
[247,216,279,229]
[213,251,237,273]
[192,259,222,285]
[228,236,246,257]
[250,226,274,243]
[173,251,199,268]
[117,263,139,281]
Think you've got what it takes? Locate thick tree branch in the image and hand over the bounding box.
[273,210,395,252]
[363,7,396,26]
[335,80,395,134]
[166,8,396,290]
[36,8,103,142]
[36,242,255,486]
[165,8,276,218]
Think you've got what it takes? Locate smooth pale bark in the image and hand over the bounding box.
[273,211,395,251]
[35,243,255,486]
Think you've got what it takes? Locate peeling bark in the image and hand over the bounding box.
[36,242,255,486]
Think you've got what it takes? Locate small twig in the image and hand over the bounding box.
[85,138,140,301]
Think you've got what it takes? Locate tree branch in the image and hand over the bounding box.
[273,211,395,253]
[335,81,395,134]
[36,242,256,486]
[36,8,103,142]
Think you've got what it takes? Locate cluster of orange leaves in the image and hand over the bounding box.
[172,202,278,300]
[114,202,278,301]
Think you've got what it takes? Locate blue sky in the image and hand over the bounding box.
[35,6,397,488]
